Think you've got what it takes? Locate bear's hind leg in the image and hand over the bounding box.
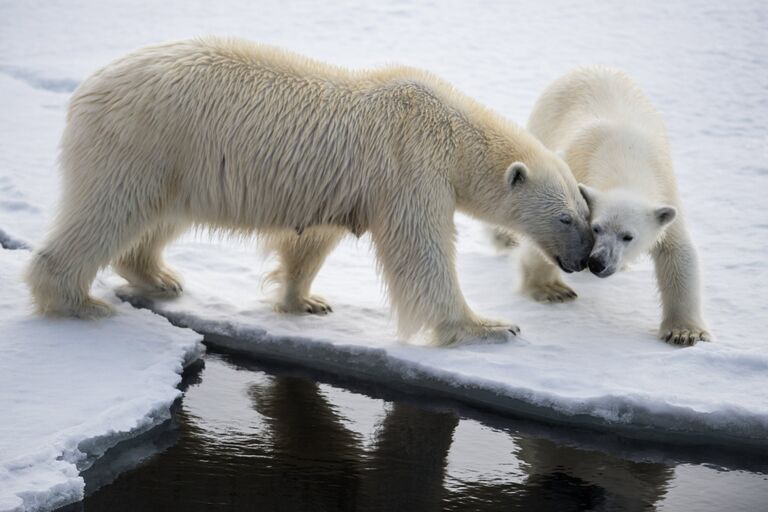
[26,244,114,319]
[520,241,577,303]
[25,202,151,318]
[269,227,344,314]
[114,222,188,297]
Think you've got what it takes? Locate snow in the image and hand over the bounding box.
[1,0,767,509]
[115,228,768,444]
[0,249,203,512]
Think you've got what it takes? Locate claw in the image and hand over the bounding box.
[661,326,709,346]
[276,295,334,315]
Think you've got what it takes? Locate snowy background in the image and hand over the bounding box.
[1,0,767,510]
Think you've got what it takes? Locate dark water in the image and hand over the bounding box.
[61,349,768,512]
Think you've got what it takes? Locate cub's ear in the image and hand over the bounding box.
[578,184,598,208]
[654,206,677,226]
[505,162,529,189]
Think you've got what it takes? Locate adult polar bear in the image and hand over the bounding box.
[520,67,710,345]
[26,37,593,346]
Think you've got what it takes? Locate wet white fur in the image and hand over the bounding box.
[25,37,589,346]
[521,66,710,345]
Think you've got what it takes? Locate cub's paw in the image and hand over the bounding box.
[525,281,577,303]
[275,295,333,315]
[659,324,712,346]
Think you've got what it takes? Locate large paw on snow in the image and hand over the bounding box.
[72,297,114,319]
[525,281,578,303]
[660,325,712,346]
[438,317,520,346]
[138,269,184,297]
[115,265,184,297]
[274,295,333,315]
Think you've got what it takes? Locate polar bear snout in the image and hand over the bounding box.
[529,199,592,274]
[557,222,593,273]
[588,255,608,276]
[555,255,585,273]
[587,247,618,278]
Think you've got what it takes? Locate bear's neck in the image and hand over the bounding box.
[385,70,544,221]
[450,113,540,220]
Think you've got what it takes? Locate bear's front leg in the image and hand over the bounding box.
[652,227,711,345]
[371,192,520,347]
[520,240,578,303]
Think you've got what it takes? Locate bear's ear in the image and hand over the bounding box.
[578,184,598,208]
[654,206,677,226]
[505,162,529,189]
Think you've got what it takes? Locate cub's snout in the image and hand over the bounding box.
[588,255,610,277]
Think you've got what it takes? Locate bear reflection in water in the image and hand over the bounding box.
[248,378,672,511]
[77,355,675,512]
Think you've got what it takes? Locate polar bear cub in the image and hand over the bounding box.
[25,38,593,346]
[520,66,711,345]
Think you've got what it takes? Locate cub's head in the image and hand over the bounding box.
[494,155,592,273]
[579,185,677,277]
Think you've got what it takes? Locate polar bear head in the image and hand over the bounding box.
[579,185,677,277]
[492,158,593,273]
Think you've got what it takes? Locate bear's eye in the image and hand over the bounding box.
[559,214,572,225]
[622,234,634,242]
[592,225,601,234]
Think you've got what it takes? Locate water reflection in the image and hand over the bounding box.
[249,375,459,511]
[251,377,364,511]
[67,351,768,512]
[509,438,672,511]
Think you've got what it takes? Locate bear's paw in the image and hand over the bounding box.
[526,281,578,303]
[72,297,115,319]
[274,295,333,315]
[437,317,520,347]
[660,325,711,346]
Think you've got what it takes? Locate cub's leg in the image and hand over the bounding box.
[114,222,188,296]
[520,241,577,303]
[372,191,519,346]
[269,227,344,314]
[652,225,711,345]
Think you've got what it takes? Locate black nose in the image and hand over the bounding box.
[588,257,605,274]
[579,257,589,270]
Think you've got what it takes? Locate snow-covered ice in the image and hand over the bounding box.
[1,0,767,509]
[0,249,203,512]
[119,224,768,445]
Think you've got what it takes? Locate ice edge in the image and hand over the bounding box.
[5,344,203,512]
[141,305,768,449]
